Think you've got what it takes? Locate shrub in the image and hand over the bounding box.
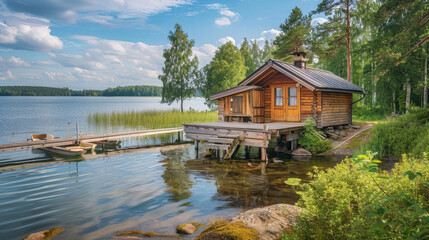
[298,118,332,153]
[356,107,429,158]
[284,152,429,240]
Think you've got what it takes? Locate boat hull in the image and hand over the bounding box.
[41,146,86,156]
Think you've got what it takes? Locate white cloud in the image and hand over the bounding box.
[0,56,30,67]
[217,36,235,46]
[215,17,231,26]
[311,17,328,25]
[2,0,193,25]
[0,70,15,80]
[251,28,281,47]
[193,43,217,66]
[220,9,237,18]
[207,3,239,26]
[0,11,63,52]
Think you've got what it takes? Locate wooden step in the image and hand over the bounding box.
[208,137,234,144]
[206,144,229,151]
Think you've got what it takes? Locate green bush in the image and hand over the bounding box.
[298,118,332,153]
[356,107,429,158]
[284,152,429,240]
[352,104,389,121]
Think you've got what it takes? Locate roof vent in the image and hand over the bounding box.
[291,52,307,69]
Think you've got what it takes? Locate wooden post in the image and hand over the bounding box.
[261,148,267,161]
[67,123,70,138]
[76,123,79,144]
[194,140,199,158]
[177,131,181,142]
[219,150,224,160]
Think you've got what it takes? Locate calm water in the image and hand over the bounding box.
[0,96,343,240]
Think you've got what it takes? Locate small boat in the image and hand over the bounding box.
[41,146,87,156]
[31,134,88,156]
[31,134,55,141]
[92,139,122,146]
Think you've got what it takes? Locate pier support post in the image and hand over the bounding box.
[177,131,181,142]
[194,140,199,158]
[260,148,267,162]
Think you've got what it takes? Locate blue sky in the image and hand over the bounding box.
[0,0,326,89]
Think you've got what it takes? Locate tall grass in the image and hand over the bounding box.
[88,109,217,129]
[352,104,390,122]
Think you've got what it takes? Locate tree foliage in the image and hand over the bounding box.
[273,7,311,62]
[159,24,199,112]
[198,41,247,107]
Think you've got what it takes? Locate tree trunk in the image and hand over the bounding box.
[424,52,428,107]
[405,77,411,113]
[346,0,352,82]
[393,90,396,114]
[181,97,184,113]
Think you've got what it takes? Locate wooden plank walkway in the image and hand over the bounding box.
[0,127,183,152]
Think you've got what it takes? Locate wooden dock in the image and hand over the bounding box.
[0,127,183,152]
[184,122,304,160]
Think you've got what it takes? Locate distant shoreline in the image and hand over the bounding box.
[0,85,162,97]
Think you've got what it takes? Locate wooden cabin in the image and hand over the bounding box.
[210,52,364,129]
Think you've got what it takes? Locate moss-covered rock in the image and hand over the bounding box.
[115,229,178,238]
[195,219,259,240]
[22,227,64,240]
[176,222,204,234]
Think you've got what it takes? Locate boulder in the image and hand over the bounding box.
[176,222,204,235]
[339,130,347,137]
[291,148,312,156]
[195,220,258,240]
[23,228,64,240]
[230,204,301,240]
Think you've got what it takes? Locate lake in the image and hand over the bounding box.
[0,96,342,240]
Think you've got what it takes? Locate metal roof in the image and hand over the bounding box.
[238,59,364,94]
[210,85,262,100]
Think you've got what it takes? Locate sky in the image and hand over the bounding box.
[0,0,327,90]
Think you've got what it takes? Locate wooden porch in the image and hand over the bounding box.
[183,122,304,161]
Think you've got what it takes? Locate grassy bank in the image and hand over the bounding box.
[354,107,429,158]
[88,109,217,129]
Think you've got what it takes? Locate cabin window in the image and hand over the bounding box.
[288,87,297,106]
[231,96,243,114]
[275,88,283,106]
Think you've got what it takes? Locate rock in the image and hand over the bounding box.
[292,155,311,161]
[326,132,339,140]
[291,148,312,156]
[115,230,178,239]
[274,143,288,153]
[339,130,347,137]
[195,219,258,240]
[23,228,64,240]
[176,222,204,235]
[351,124,361,129]
[230,204,301,240]
[272,158,284,163]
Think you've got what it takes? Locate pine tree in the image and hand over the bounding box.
[159,24,199,112]
[273,7,311,61]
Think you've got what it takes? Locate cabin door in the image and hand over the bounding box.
[271,85,300,122]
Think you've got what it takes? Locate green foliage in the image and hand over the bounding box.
[297,118,332,153]
[284,152,429,240]
[195,219,259,240]
[0,85,161,97]
[159,24,199,112]
[198,41,246,107]
[357,107,429,157]
[273,7,311,61]
[352,104,389,121]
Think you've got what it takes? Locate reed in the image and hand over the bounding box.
[88,109,217,129]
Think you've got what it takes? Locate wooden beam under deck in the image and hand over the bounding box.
[0,127,184,152]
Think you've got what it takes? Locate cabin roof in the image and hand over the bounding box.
[210,85,262,100]
[238,59,364,93]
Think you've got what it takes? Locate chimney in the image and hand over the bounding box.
[292,52,307,69]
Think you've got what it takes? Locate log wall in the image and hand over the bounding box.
[321,92,352,127]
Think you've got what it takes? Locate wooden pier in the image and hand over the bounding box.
[184,122,304,160]
[0,127,183,152]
